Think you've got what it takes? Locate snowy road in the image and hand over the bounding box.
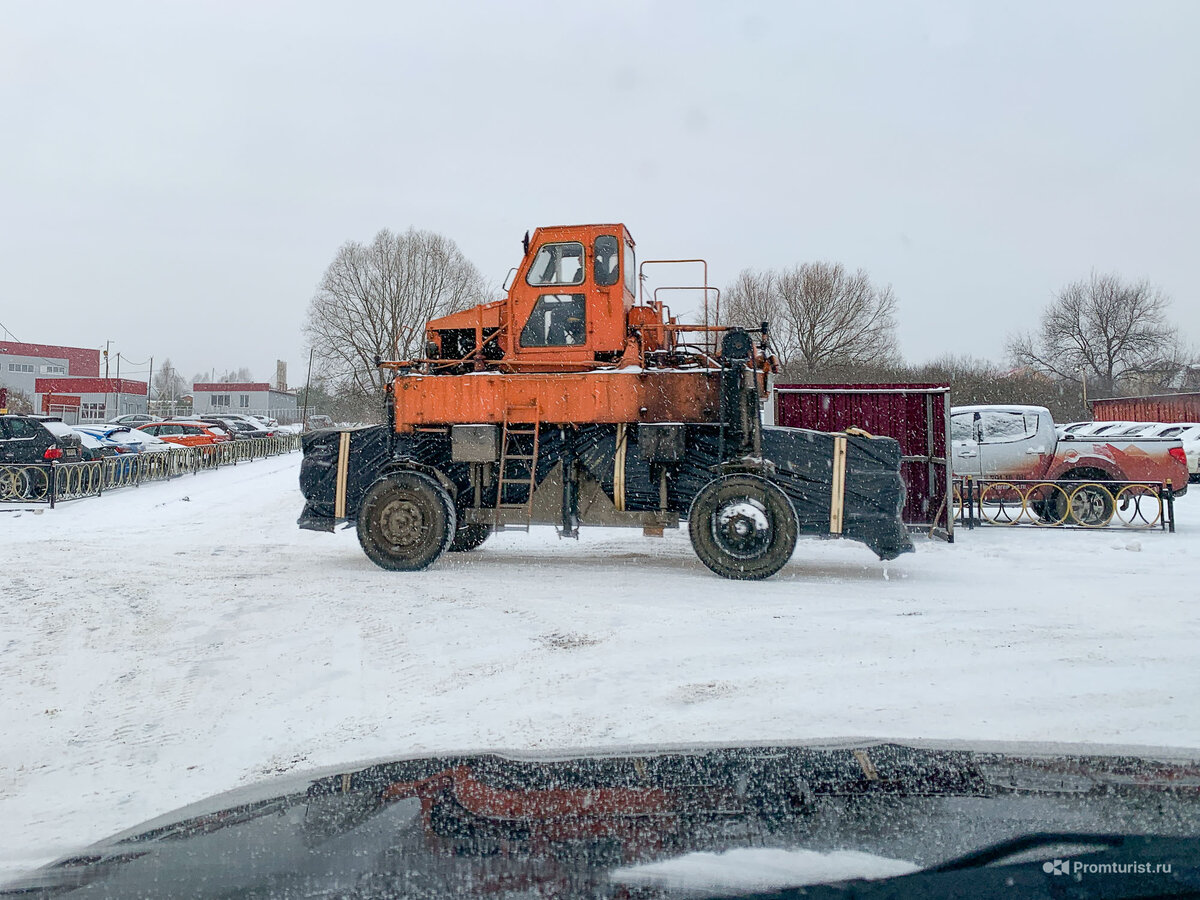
[2,453,1198,877]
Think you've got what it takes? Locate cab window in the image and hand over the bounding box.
[520,294,586,347]
[950,413,975,442]
[593,235,619,287]
[526,242,584,286]
[979,411,1039,443]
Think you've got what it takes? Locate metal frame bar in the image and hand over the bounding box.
[956,476,1176,532]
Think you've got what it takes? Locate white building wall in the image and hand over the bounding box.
[2,355,70,396]
[195,389,272,414]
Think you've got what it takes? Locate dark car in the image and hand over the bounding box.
[190,416,262,441]
[0,414,83,464]
[107,413,159,427]
[198,413,275,438]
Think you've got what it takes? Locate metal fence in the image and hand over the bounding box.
[0,435,301,507]
[954,477,1176,532]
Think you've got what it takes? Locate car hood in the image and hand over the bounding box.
[5,738,1199,898]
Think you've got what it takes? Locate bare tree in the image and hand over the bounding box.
[724,262,899,375]
[1008,273,1181,397]
[304,228,487,409]
[151,358,187,401]
[2,387,34,414]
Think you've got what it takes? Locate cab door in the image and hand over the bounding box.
[978,410,1045,479]
[514,240,591,365]
[951,411,981,477]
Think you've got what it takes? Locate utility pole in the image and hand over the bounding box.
[104,340,111,378]
[303,347,314,429]
[1080,367,1089,413]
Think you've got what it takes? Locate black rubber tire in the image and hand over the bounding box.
[448,523,491,552]
[688,474,799,580]
[356,471,456,571]
[1028,485,1069,525]
[1068,482,1115,527]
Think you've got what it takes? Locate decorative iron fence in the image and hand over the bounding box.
[954,477,1176,532]
[0,435,301,507]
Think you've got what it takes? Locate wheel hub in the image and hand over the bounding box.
[713,498,772,559]
[380,497,427,547]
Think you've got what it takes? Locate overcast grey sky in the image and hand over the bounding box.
[2,1,1197,387]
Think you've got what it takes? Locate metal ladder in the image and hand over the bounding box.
[494,403,540,531]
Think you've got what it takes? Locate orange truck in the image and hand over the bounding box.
[298,224,912,579]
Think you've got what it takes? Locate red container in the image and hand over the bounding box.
[1092,392,1200,423]
[773,383,952,537]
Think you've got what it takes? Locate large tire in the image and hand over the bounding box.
[448,523,491,552]
[1068,482,1115,527]
[688,474,798,580]
[356,471,456,571]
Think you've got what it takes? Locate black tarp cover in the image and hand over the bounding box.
[297,423,912,560]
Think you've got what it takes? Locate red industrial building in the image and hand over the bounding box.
[34,377,149,422]
[1092,393,1200,423]
[1,340,147,421]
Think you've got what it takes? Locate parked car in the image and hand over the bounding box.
[250,414,278,428]
[1138,423,1200,483]
[0,414,83,463]
[305,415,334,430]
[1069,420,1138,438]
[191,415,273,439]
[28,420,105,463]
[137,421,232,447]
[68,426,147,479]
[951,405,1189,523]
[107,413,159,427]
[199,413,276,437]
[70,428,120,460]
[77,424,174,454]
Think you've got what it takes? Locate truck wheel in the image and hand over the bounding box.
[357,471,456,571]
[448,523,491,552]
[1068,482,1115,527]
[688,475,798,580]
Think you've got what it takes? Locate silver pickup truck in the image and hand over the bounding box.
[951,405,1188,519]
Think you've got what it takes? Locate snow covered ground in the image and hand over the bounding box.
[1,454,1198,878]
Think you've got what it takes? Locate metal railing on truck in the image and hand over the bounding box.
[954,477,1177,532]
[0,435,301,507]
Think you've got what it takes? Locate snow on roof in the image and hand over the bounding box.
[951,404,1051,416]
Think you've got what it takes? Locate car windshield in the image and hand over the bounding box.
[2,5,1199,898]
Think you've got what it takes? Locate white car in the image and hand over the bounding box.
[1068,421,1139,438]
[78,425,174,454]
[1139,423,1200,482]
